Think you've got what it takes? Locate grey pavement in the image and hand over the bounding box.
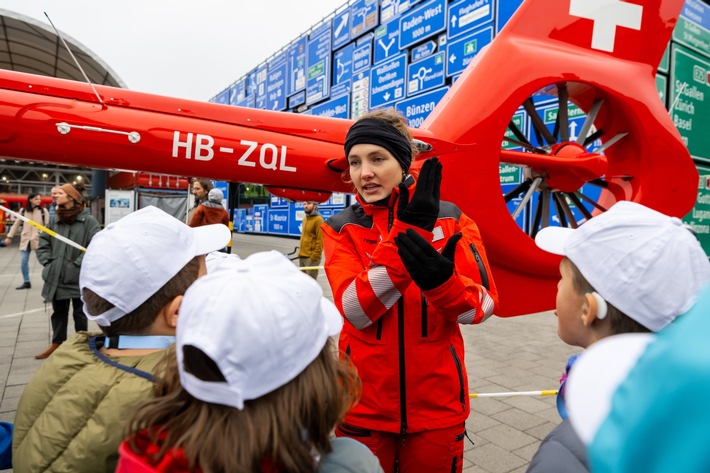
[0,232,579,472]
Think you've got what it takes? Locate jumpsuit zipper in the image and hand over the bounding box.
[469,244,490,290]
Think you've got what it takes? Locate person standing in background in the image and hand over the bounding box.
[186,178,213,224]
[298,201,324,280]
[189,188,229,228]
[48,186,60,223]
[4,193,50,289]
[35,183,100,360]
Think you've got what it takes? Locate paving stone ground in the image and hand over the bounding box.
[0,232,579,472]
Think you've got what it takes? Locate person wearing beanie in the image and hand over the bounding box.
[321,109,499,473]
[188,187,230,231]
[34,183,100,359]
[13,206,231,473]
[298,201,324,280]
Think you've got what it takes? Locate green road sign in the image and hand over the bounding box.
[658,43,670,74]
[683,163,710,257]
[670,45,710,162]
[501,111,524,185]
[673,0,710,57]
[656,73,668,107]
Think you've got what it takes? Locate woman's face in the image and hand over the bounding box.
[30,195,42,207]
[347,144,404,203]
[55,189,71,207]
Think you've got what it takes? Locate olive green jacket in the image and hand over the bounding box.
[13,333,168,473]
[35,208,100,301]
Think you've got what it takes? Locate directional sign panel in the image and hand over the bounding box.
[682,163,710,256]
[352,70,370,119]
[267,209,290,235]
[412,40,437,61]
[267,63,287,111]
[353,38,373,73]
[448,0,493,40]
[213,88,229,104]
[670,45,710,162]
[446,26,492,76]
[351,0,379,39]
[672,0,710,57]
[228,83,239,105]
[399,0,447,50]
[307,28,332,105]
[374,20,401,64]
[656,73,668,107]
[395,86,448,127]
[270,195,289,208]
[311,94,350,119]
[370,53,407,108]
[289,90,306,109]
[334,43,354,86]
[333,8,351,50]
[288,36,308,95]
[255,63,268,109]
[407,51,445,96]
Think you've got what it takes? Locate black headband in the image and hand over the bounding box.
[344,118,412,172]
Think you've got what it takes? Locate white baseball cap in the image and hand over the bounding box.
[535,201,710,331]
[176,250,343,410]
[565,282,710,471]
[80,206,232,326]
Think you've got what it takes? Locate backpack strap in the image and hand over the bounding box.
[88,336,156,382]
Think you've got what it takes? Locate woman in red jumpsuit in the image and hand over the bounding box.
[322,109,499,473]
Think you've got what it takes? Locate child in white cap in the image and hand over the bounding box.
[117,251,383,473]
[12,206,231,473]
[526,201,710,473]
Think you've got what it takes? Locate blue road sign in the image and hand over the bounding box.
[352,70,370,119]
[399,0,447,50]
[246,69,257,98]
[311,94,350,119]
[370,53,407,108]
[351,0,379,39]
[233,208,247,232]
[411,40,437,61]
[353,39,372,73]
[227,81,241,105]
[267,209,290,235]
[288,36,308,95]
[446,26,492,76]
[448,0,493,39]
[374,20,400,64]
[333,8,351,50]
[267,63,287,111]
[252,204,269,234]
[407,51,445,96]
[255,63,268,109]
[496,0,524,34]
[270,195,289,208]
[213,88,229,104]
[288,90,306,109]
[395,86,448,127]
[331,79,351,98]
[334,43,354,86]
[237,94,256,109]
[307,28,332,105]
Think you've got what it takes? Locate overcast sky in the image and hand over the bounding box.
[2,0,347,101]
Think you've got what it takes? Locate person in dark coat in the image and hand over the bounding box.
[35,183,100,359]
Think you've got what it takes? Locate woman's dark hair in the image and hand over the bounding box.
[24,193,40,213]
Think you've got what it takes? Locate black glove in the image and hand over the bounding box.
[395,229,463,291]
[397,157,441,232]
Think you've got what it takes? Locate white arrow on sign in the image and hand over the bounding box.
[451,15,458,28]
[378,37,396,57]
[335,12,350,38]
[449,53,457,64]
[383,92,391,101]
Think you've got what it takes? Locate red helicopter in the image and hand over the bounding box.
[0,0,695,316]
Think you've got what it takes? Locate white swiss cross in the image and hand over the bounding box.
[569,0,643,52]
